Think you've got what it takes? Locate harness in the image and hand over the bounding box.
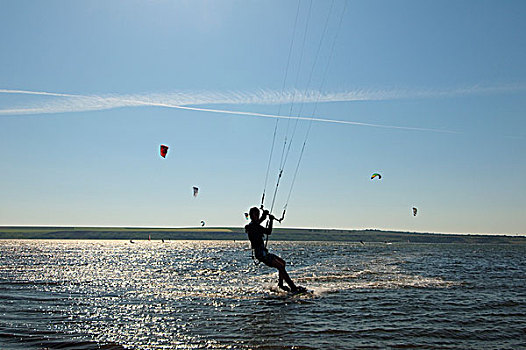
[250,237,268,266]
[246,222,269,266]
[251,249,262,266]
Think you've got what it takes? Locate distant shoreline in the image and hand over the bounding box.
[0,227,524,244]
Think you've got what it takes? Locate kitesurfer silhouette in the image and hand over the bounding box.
[245,207,305,293]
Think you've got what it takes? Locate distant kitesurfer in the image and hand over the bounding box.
[245,207,305,293]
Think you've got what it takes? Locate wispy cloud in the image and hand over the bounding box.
[0,84,524,132]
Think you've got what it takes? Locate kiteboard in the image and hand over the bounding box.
[269,285,312,297]
[288,286,312,297]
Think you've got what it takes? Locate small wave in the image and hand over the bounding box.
[0,328,125,350]
[348,275,460,290]
[0,280,63,286]
[296,270,376,283]
[293,267,460,291]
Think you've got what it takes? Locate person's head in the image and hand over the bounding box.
[249,207,260,221]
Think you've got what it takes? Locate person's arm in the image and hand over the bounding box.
[258,210,269,224]
[265,214,275,235]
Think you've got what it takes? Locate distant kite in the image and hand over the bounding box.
[412,207,418,216]
[244,212,249,220]
[371,173,382,180]
[201,220,205,227]
[160,145,169,158]
[193,186,199,197]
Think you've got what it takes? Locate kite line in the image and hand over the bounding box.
[261,0,345,226]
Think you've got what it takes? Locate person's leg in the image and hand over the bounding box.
[270,256,297,291]
[272,256,285,288]
[268,257,287,290]
[278,273,284,289]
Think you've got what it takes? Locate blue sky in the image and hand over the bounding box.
[1,0,525,234]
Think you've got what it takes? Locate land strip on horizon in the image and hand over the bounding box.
[0,227,524,244]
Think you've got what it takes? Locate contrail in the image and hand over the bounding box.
[2,84,524,133]
[0,89,77,97]
[0,88,460,133]
[126,98,459,134]
[1,84,524,106]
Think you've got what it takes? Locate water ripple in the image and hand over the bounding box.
[0,240,525,349]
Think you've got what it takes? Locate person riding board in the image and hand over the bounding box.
[245,207,306,293]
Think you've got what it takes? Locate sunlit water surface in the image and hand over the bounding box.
[1,240,525,349]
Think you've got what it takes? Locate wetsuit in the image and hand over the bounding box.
[245,221,277,266]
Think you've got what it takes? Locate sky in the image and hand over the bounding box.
[1,0,525,234]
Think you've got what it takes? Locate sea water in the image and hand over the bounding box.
[0,240,525,349]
